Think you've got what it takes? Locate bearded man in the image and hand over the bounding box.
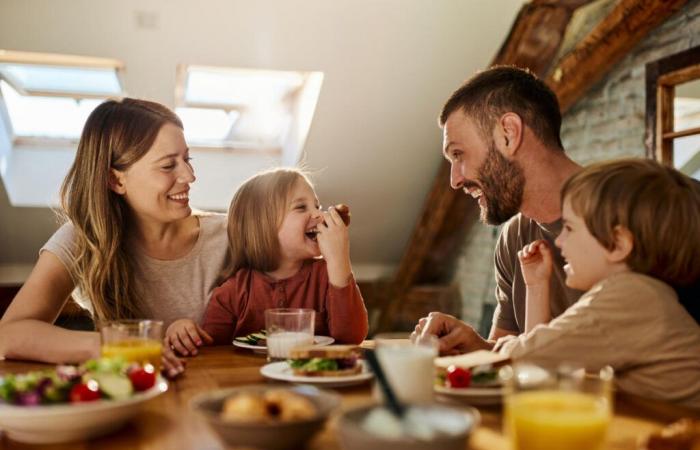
[413,66,583,354]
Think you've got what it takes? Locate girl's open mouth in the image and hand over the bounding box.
[305,230,318,241]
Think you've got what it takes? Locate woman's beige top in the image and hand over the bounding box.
[41,213,228,328]
[495,272,700,410]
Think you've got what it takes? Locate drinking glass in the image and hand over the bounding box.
[501,362,614,450]
[264,308,315,361]
[99,320,163,371]
[373,332,438,404]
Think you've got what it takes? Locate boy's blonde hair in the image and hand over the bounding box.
[561,158,700,287]
[220,167,313,280]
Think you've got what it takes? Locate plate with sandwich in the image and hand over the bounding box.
[260,345,373,387]
[433,350,510,406]
[233,331,335,353]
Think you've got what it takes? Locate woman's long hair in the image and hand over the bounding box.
[218,168,311,282]
[60,98,183,320]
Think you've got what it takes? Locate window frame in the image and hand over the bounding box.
[0,50,125,145]
[645,45,700,165]
[174,64,312,153]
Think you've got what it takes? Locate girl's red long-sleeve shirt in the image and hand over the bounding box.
[201,259,368,345]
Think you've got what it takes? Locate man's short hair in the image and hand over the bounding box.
[562,158,700,287]
[439,66,563,150]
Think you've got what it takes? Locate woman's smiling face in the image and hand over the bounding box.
[111,123,195,224]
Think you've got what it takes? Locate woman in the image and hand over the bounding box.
[0,98,228,376]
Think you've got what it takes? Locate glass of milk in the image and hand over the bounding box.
[374,332,438,404]
[265,308,315,361]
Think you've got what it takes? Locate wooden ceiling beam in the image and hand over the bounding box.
[548,0,689,112]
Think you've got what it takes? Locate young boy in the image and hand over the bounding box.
[496,158,700,409]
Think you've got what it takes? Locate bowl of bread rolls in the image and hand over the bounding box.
[189,384,340,450]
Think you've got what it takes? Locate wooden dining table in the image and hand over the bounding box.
[1,345,698,450]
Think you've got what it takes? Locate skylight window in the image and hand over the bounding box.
[176,65,323,151]
[1,81,103,139]
[0,50,125,143]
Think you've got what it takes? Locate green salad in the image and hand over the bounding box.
[0,357,157,406]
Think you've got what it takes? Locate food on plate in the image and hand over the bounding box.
[220,389,316,423]
[640,418,700,450]
[288,345,361,377]
[434,350,510,389]
[234,330,268,346]
[0,357,157,406]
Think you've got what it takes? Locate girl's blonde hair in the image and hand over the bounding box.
[561,158,700,287]
[220,168,312,280]
[60,98,183,320]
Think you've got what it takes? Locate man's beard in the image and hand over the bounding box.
[476,142,525,225]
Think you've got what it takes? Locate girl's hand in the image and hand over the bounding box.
[518,240,553,287]
[161,344,186,378]
[316,206,352,287]
[164,319,214,357]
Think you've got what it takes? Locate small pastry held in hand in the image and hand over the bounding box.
[333,204,351,226]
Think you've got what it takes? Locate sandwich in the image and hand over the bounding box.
[288,345,362,377]
[434,350,510,389]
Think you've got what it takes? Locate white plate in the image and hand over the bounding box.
[0,377,168,444]
[434,384,504,406]
[260,361,373,387]
[233,335,335,353]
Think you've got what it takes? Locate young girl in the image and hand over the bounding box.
[165,168,368,352]
[500,158,700,409]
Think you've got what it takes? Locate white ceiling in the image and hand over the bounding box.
[0,0,523,281]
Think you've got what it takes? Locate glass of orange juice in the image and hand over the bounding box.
[99,320,163,371]
[501,362,613,450]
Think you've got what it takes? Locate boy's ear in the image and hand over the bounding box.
[607,225,634,263]
[109,168,127,195]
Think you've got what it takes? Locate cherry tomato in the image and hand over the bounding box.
[446,365,472,388]
[128,365,156,391]
[69,381,101,402]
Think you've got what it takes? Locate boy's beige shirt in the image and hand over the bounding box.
[495,272,700,410]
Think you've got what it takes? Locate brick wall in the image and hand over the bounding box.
[451,0,700,333]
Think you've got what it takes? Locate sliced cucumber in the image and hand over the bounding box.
[92,373,133,400]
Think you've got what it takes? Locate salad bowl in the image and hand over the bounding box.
[0,358,168,444]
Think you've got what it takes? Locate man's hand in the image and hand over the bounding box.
[411,312,494,355]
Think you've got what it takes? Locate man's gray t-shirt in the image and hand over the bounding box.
[493,213,583,333]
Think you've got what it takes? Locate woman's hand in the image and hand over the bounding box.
[316,206,352,287]
[518,240,553,287]
[164,319,213,357]
[161,344,186,378]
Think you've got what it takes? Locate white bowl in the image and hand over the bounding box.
[0,377,168,444]
[338,404,479,450]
